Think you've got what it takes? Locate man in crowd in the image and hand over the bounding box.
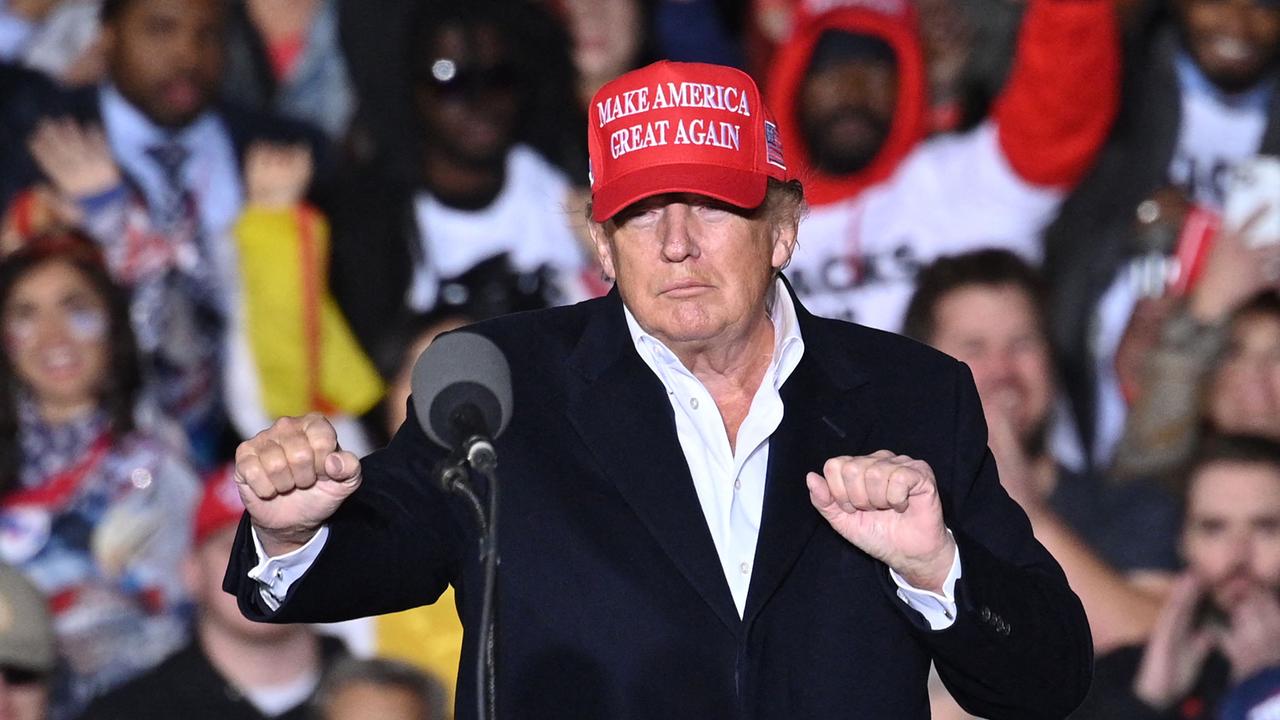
[326,0,591,357]
[1046,0,1280,468]
[83,466,346,719]
[0,564,55,720]
[2,0,324,465]
[904,249,1180,653]
[1073,434,1280,719]
[764,0,1119,331]
[224,60,1090,719]
[312,657,448,720]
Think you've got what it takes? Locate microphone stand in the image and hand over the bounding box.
[439,439,500,720]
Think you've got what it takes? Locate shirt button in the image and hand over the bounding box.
[739,562,750,575]
[690,397,699,410]
[273,568,284,580]
[734,479,741,490]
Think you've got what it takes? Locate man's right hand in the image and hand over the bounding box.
[234,413,363,556]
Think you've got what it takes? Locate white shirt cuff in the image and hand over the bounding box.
[889,532,961,630]
[247,525,330,611]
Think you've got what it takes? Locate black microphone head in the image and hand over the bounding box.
[411,331,513,450]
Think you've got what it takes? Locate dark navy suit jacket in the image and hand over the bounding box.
[225,285,1092,719]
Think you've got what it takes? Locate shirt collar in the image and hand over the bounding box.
[1175,51,1274,111]
[99,83,221,154]
[622,277,805,389]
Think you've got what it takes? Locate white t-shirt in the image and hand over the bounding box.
[406,144,588,312]
[787,122,1055,332]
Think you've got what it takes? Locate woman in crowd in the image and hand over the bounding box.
[0,231,197,719]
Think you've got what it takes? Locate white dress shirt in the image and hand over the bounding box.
[251,279,960,628]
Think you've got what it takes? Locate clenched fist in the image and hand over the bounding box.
[806,450,955,593]
[234,413,362,556]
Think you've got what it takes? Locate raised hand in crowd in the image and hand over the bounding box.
[1188,207,1280,324]
[1219,587,1280,684]
[234,413,363,556]
[26,117,122,201]
[243,142,313,210]
[1132,573,1219,710]
[982,400,1044,514]
[807,451,955,593]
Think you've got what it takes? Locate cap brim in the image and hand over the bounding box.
[591,163,769,222]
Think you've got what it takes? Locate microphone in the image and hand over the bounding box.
[410,331,513,483]
[409,331,510,720]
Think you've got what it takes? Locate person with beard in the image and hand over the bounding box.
[764,0,1119,332]
[0,0,328,467]
[905,250,1180,654]
[325,0,594,357]
[1045,0,1280,472]
[1072,434,1280,720]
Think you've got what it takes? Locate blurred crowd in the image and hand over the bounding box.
[0,0,1279,717]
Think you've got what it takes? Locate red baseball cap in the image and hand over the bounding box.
[587,61,790,222]
[194,464,246,546]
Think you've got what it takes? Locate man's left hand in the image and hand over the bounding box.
[807,450,955,593]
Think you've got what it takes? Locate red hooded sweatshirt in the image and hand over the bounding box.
[766,0,1120,208]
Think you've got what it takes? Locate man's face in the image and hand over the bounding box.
[1178,0,1280,93]
[928,283,1054,446]
[590,193,798,348]
[415,23,520,167]
[798,56,898,175]
[102,0,226,129]
[1209,311,1280,439]
[1183,460,1280,613]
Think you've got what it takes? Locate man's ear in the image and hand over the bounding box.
[588,221,618,281]
[770,216,799,272]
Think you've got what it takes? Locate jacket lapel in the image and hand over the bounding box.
[565,291,741,632]
[743,293,881,626]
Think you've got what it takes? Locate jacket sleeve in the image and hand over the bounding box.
[224,407,466,624]
[899,361,1094,719]
[992,0,1121,188]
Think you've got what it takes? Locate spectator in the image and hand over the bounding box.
[0,0,103,86]
[904,249,1177,653]
[327,0,593,357]
[1073,434,1280,719]
[0,232,198,719]
[311,657,448,720]
[0,563,56,720]
[221,0,356,145]
[4,0,326,465]
[561,0,653,110]
[1045,0,1280,470]
[763,0,1119,331]
[1116,290,1280,484]
[83,465,347,720]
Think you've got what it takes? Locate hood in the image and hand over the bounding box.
[766,0,929,206]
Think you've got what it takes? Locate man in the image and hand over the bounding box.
[0,563,56,720]
[1072,434,1280,719]
[225,61,1091,719]
[764,0,1119,331]
[1046,0,1280,469]
[83,466,346,720]
[326,0,591,358]
[312,657,448,720]
[904,249,1179,653]
[4,0,326,466]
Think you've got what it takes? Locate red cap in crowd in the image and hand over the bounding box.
[587,60,790,222]
[195,464,246,546]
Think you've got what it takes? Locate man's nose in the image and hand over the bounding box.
[659,205,700,262]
